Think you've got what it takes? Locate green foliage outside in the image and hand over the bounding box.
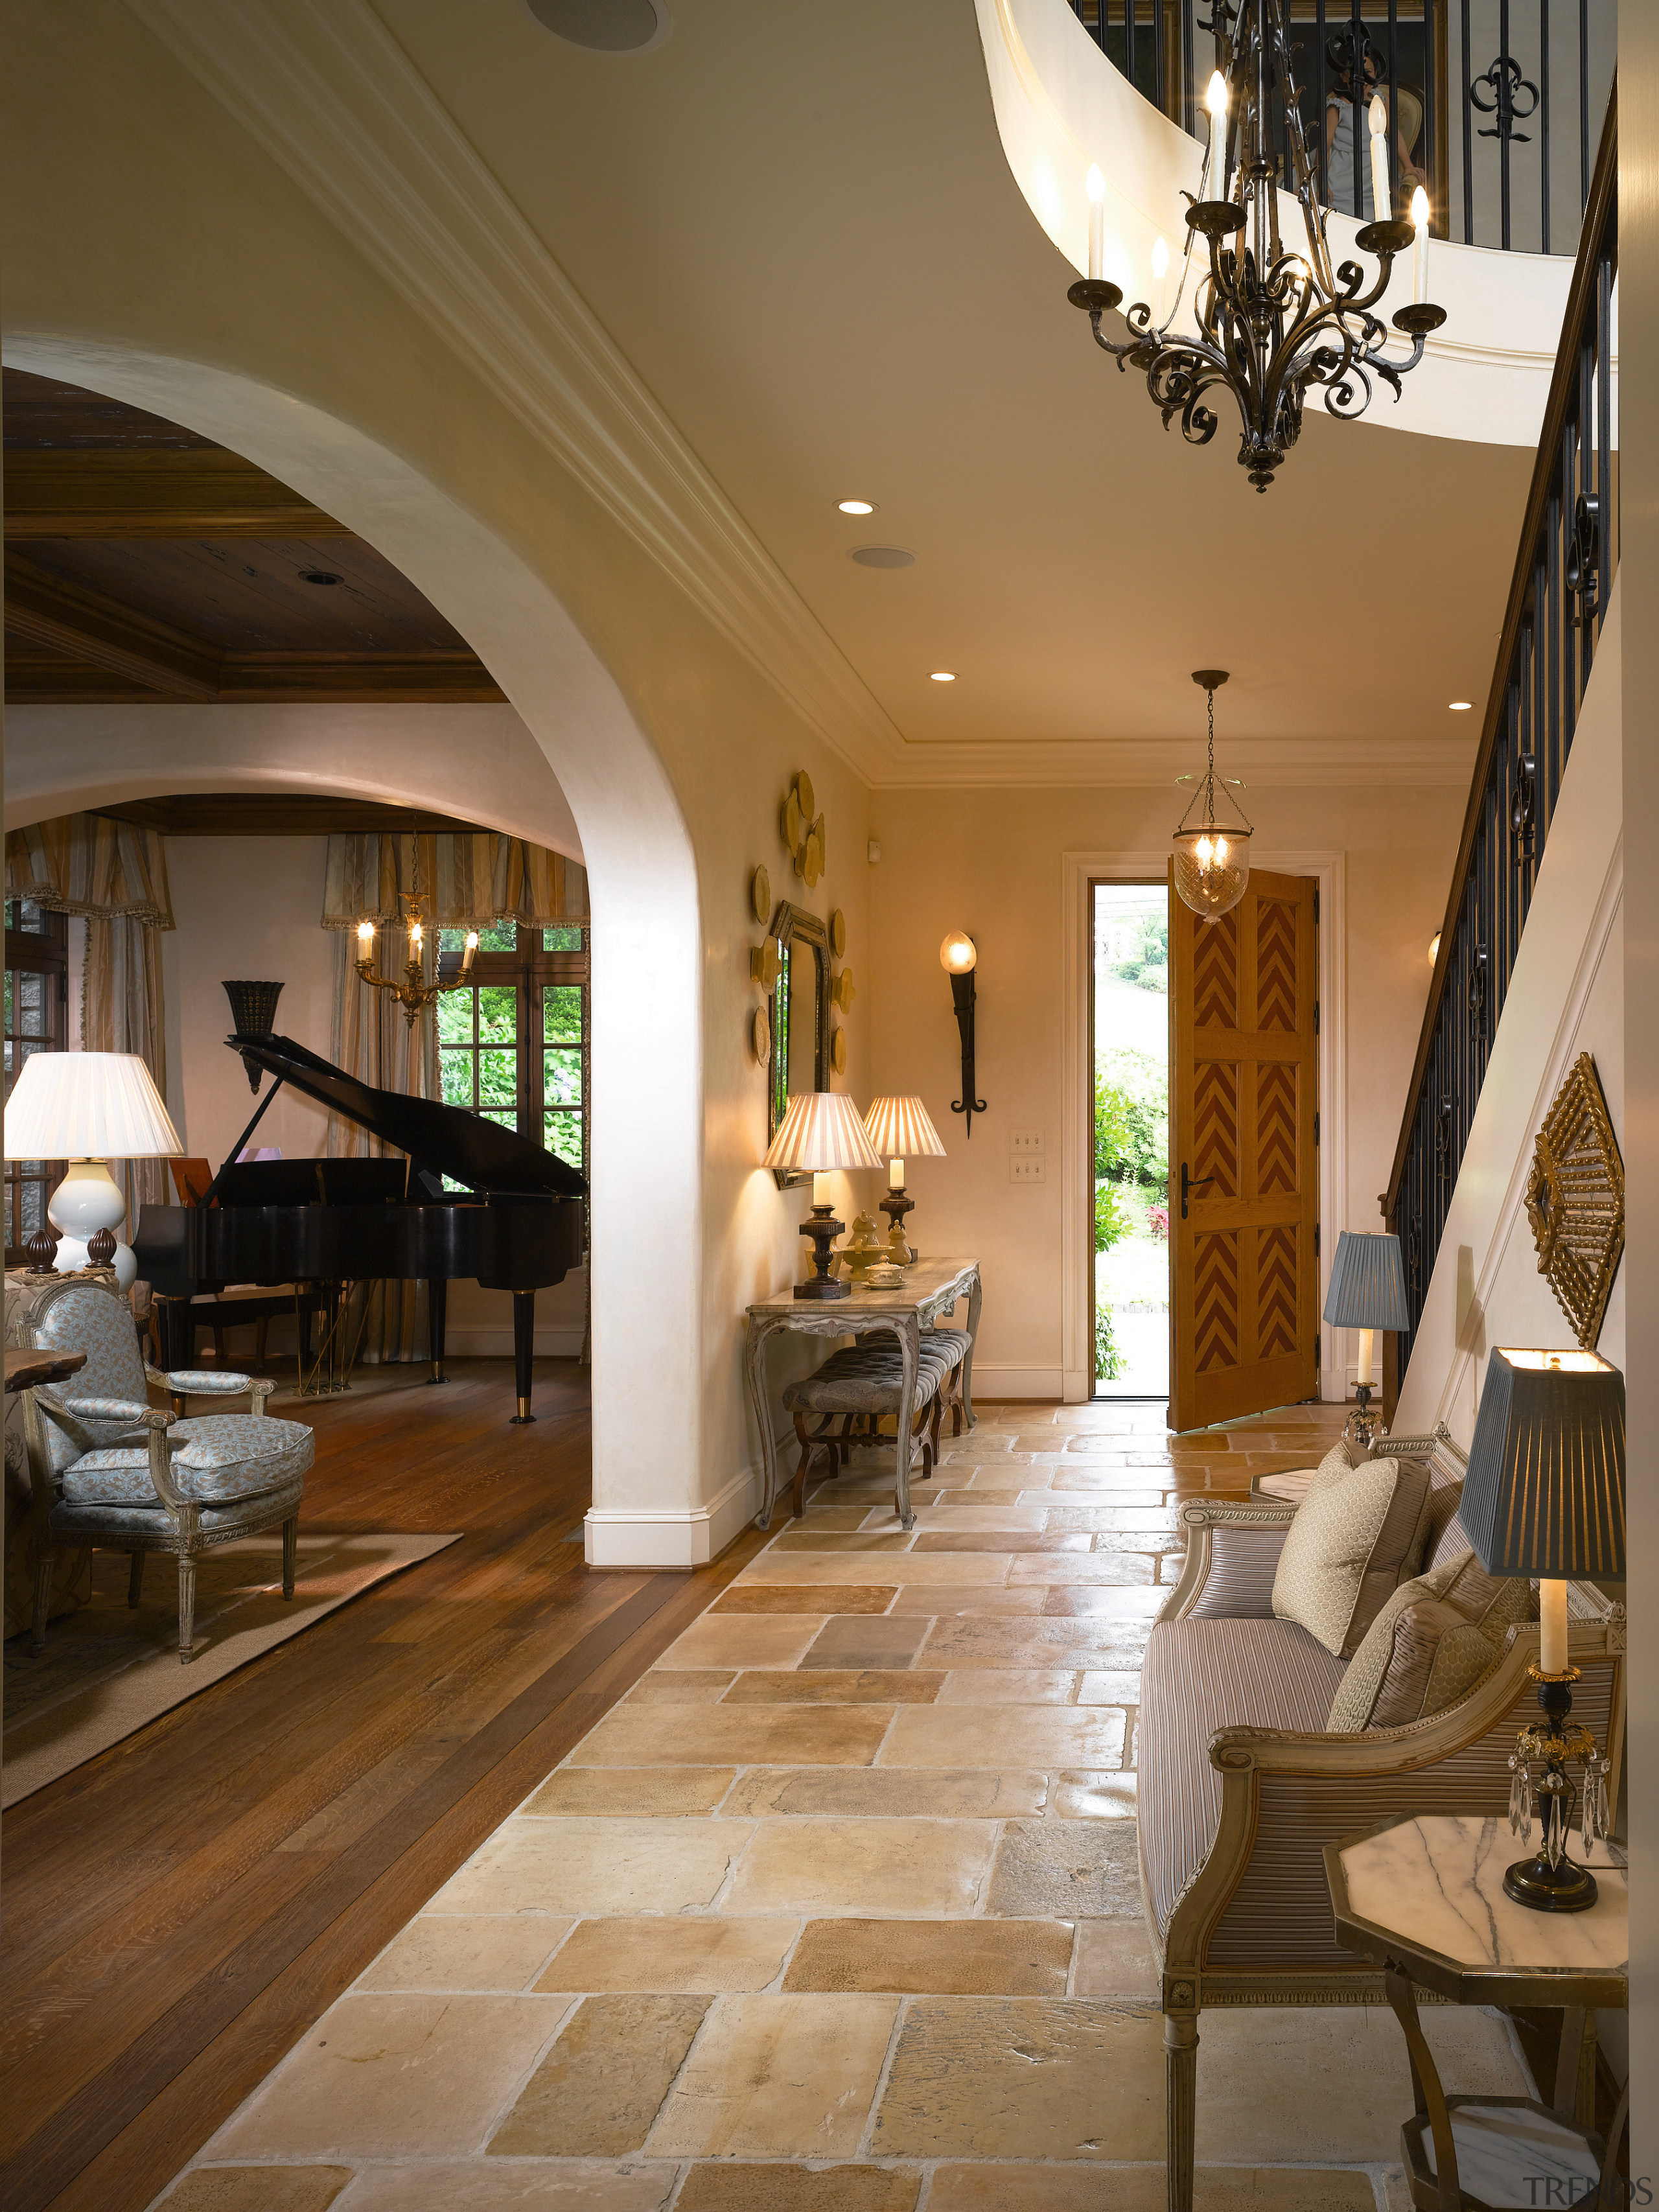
[1102,907,1168,994]
[1094,1301,1125,1382]
[1095,1049,1169,1191]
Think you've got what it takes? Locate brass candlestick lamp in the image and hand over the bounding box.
[355,896,478,1028]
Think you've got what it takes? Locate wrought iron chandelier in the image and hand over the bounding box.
[355,894,478,1028]
[1068,0,1446,490]
[1172,671,1253,922]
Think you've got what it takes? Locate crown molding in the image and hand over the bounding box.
[861,734,1476,789]
[125,0,909,785]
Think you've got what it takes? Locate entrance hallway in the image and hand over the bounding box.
[157,1400,1540,2211]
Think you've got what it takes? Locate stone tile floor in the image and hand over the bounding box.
[153,1401,1537,2211]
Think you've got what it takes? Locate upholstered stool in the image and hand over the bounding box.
[780,1337,961,1518]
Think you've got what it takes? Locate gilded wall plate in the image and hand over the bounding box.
[795,770,815,824]
[1525,1050,1624,1349]
[750,939,780,989]
[750,865,771,924]
[751,1003,771,1064]
[782,790,804,854]
[830,908,846,957]
[830,1025,846,1073]
[831,967,856,1012]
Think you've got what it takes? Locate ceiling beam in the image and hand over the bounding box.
[94,796,487,836]
[2,641,507,706]
[4,450,350,537]
[5,551,221,699]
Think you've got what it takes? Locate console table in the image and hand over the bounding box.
[1325,1813,1628,2208]
[745,1257,980,1530]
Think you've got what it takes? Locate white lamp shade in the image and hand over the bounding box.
[863,1095,946,1159]
[5,1051,183,1159]
[763,1090,884,1173]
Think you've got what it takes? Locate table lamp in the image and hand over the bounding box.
[863,1095,946,1262]
[1460,1345,1625,1912]
[762,1091,883,1300]
[5,1050,183,1292]
[1321,1229,1410,1447]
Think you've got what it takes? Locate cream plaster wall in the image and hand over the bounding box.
[868,780,1463,1400]
[1393,585,1625,1443]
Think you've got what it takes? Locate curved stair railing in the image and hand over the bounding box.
[1382,82,1617,1406]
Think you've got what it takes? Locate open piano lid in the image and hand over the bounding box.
[229,1033,586,1200]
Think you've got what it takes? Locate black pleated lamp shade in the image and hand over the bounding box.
[1321,1230,1411,1331]
[1461,1347,1625,1579]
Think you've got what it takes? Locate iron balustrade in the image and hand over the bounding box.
[1066,0,1612,254]
[1381,84,1616,1403]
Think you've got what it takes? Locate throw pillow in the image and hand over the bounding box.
[1327,1547,1540,1731]
[1272,1449,1434,1658]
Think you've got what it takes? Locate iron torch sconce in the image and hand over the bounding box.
[940,930,985,1137]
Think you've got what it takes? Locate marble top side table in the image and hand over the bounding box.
[1324,1813,1629,2210]
[744,1256,980,1530]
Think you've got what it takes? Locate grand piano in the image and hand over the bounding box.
[132,1034,586,1422]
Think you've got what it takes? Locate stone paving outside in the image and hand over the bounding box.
[152,1401,1537,2211]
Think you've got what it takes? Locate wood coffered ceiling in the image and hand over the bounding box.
[3,370,504,706]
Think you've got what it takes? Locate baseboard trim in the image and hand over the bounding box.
[585,1458,764,1568]
[974,1366,1064,1400]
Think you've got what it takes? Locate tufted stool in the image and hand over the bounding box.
[780,1328,971,1519]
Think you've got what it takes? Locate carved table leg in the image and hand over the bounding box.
[1385,1961,1460,2210]
[1163,2008,1198,2212]
[962,1265,981,1429]
[891,1316,919,1530]
[746,1319,782,1530]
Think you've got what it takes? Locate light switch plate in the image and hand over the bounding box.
[1010,1155,1046,1183]
[1010,1130,1044,1154]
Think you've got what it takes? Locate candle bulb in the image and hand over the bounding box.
[462,929,479,976]
[1085,163,1106,282]
[1205,72,1228,201]
[1410,184,1430,303]
[1152,235,1168,327]
[812,1170,832,1211]
[1356,1327,1375,1390]
[356,920,375,958]
[1539,1576,1569,1675]
[1368,94,1391,222]
[889,1157,905,1191]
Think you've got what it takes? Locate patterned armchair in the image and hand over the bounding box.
[19,1277,313,1664]
[1139,1426,1626,2212]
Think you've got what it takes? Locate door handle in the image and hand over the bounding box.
[1180,1163,1214,1219]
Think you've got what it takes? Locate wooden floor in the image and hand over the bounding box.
[0,1360,768,2212]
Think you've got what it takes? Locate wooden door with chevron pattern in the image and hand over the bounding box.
[1169,868,1318,1432]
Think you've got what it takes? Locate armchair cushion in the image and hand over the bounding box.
[58,1414,312,1508]
[157,1369,259,1394]
[1139,1617,1347,1938]
[1271,1447,1434,1657]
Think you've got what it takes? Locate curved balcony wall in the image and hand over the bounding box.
[975,0,1598,447]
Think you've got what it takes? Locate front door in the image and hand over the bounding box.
[1168,868,1319,1432]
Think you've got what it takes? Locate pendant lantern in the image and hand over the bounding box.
[1172,670,1254,924]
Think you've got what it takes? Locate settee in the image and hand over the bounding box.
[1137,1423,1627,2212]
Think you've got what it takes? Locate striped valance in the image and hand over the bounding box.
[320,832,588,931]
[5,814,174,929]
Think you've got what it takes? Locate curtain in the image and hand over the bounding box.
[5,814,174,927]
[80,917,170,1226]
[319,832,588,931]
[327,931,437,1364]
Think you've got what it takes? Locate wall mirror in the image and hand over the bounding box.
[768,901,830,1185]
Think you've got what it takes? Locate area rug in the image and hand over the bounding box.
[1,1529,461,1806]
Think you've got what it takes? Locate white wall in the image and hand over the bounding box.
[1394,585,1625,1440]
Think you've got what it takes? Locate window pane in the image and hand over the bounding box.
[478,985,518,1044]
[17,972,46,1036]
[544,1047,582,1107]
[478,1048,517,1115]
[19,1181,43,1233]
[436,989,475,1045]
[439,1050,476,1109]
[542,925,583,951]
[544,1108,583,1167]
[543,984,583,1043]
[482,1108,516,1131]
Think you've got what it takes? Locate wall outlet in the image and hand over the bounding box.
[1010,1130,1044,1154]
[1010,1155,1046,1183]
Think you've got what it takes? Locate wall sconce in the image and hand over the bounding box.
[1429,930,1441,967]
[940,930,985,1138]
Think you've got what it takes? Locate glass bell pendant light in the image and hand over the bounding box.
[1172,669,1253,924]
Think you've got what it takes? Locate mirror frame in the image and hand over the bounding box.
[767,900,831,1186]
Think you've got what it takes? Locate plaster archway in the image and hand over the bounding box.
[4,337,705,1561]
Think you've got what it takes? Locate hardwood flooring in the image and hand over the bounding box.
[0,1359,767,2212]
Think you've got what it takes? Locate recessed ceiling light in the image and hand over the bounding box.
[837,499,876,515]
[524,0,670,52]
[930,671,956,682]
[1448,700,1473,711]
[300,569,343,586]
[850,546,914,569]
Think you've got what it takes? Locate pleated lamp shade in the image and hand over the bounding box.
[763,1090,884,1174]
[5,1051,182,1159]
[1321,1230,1410,1331]
[863,1096,946,1162]
[1461,1346,1625,1579]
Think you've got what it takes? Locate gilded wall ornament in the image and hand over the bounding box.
[1524,1051,1623,1349]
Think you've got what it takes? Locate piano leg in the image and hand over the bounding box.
[426,1278,448,1384]
[511,1290,536,1424]
[152,1295,194,1374]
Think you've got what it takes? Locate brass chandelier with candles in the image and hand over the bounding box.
[1069,0,1446,491]
[355,895,479,1028]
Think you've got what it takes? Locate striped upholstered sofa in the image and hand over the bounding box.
[1139,1424,1627,2212]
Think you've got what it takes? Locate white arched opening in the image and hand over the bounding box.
[4,337,705,1563]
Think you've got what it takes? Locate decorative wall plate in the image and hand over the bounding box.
[1525,1050,1623,1349]
[750,865,771,924]
[830,908,846,957]
[751,1003,771,1064]
[830,1025,846,1073]
[750,939,780,989]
